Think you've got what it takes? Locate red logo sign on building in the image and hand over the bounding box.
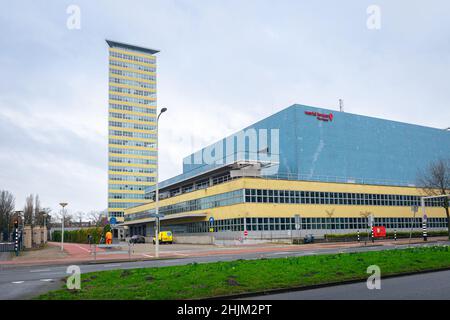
[304,111,333,122]
[372,226,386,238]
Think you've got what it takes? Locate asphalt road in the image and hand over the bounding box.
[1,241,449,300]
[244,269,450,300]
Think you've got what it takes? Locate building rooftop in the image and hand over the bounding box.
[106,39,160,55]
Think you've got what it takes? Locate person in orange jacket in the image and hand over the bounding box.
[105,231,113,245]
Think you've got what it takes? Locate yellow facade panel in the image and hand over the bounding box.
[108,99,157,109]
[108,117,156,126]
[109,90,157,101]
[108,180,155,186]
[109,55,156,68]
[108,126,156,134]
[108,152,156,160]
[108,162,156,169]
[124,178,447,220]
[108,170,156,177]
[109,47,157,61]
[108,144,156,151]
[108,189,146,194]
[109,73,156,85]
[110,65,156,76]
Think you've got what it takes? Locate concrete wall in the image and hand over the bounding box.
[173,235,215,245]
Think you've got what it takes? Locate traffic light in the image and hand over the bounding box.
[14,220,18,229]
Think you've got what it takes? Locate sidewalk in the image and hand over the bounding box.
[0,237,447,268]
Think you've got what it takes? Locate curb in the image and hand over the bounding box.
[204,266,450,300]
[0,256,183,270]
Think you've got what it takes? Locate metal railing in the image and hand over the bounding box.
[0,242,15,252]
[90,243,132,260]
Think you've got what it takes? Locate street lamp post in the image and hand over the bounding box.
[154,107,167,258]
[59,203,68,251]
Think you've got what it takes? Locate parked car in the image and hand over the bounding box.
[153,231,173,244]
[129,235,146,244]
[304,234,315,244]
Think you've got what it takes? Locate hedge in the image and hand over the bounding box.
[51,227,104,244]
[324,230,448,241]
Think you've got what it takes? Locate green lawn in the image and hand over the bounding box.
[38,246,450,300]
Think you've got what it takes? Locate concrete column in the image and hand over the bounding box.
[41,227,47,244]
[23,225,32,249]
[33,226,42,247]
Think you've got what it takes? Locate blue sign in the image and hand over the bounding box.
[209,217,214,224]
[109,217,117,225]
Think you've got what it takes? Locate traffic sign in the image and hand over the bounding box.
[209,217,214,224]
[244,230,248,237]
[109,217,117,225]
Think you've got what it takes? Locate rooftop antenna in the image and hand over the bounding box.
[339,99,344,112]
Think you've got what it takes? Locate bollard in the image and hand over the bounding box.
[14,227,19,256]
[422,221,427,241]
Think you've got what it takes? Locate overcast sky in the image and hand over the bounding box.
[1,0,449,216]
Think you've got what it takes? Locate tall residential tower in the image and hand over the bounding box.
[106,40,159,222]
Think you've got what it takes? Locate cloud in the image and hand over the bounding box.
[0,0,449,215]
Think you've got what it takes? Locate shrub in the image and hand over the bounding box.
[51,227,103,244]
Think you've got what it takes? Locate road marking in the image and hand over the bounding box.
[40,279,53,282]
[12,281,24,284]
[30,269,51,273]
[142,254,154,258]
[75,245,91,253]
[170,252,188,257]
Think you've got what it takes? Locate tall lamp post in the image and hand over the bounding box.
[154,107,167,258]
[59,203,68,251]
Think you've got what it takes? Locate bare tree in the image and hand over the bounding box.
[325,209,335,237]
[41,207,52,227]
[88,210,105,227]
[0,190,15,240]
[417,158,450,239]
[23,194,34,226]
[76,211,84,227]
[34,195,41,226]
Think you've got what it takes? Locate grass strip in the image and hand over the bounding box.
[37,246,450,300]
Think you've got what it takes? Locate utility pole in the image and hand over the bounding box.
[59,203,68,251]
[154,107,167,258]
